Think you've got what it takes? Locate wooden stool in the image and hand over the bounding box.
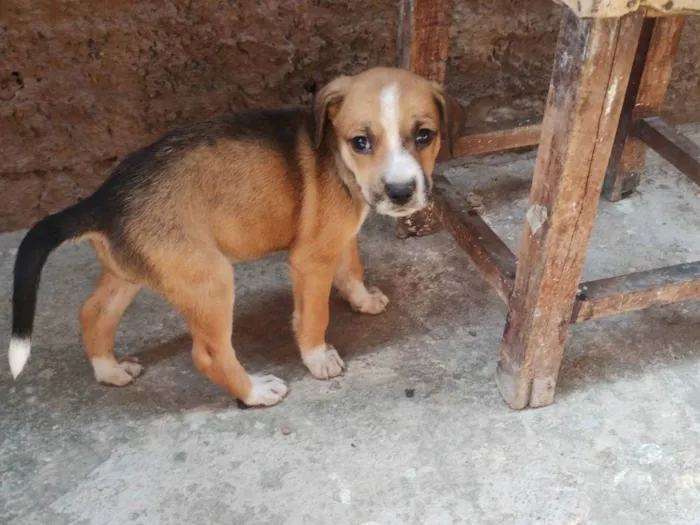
[399,0,700,408]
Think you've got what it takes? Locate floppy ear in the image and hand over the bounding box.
[313,76,352,150]
[431,82,466,158]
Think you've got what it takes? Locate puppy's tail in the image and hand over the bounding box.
[9,199,98,379]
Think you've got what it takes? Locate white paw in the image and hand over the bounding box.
[244,375,289,407]
[92,357,144,386]
[291,310,300,332]
[352,286,389,315]
[302,345,346,380]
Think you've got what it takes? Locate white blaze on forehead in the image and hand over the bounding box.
[380,83,401,151]
[379,83,423,185]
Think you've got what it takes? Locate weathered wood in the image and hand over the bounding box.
[636,116,700,186]
[554,0,700,18]
[496,11,645,410]
[432,175,517,303]
[444,123,542,161]
[603,19,655,200]
[572,262,700,322]
[603,17,685,201]
[398,0,452,83]
[396,0,453,239]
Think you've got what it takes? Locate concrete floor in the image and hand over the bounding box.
[2,126,700,525]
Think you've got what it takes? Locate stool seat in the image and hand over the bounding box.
[553,0,700,18]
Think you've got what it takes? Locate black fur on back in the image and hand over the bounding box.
[11,107,315,341]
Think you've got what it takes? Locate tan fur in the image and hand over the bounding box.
[75,67,465,406]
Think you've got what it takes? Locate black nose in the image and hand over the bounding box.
[385,181,416,205]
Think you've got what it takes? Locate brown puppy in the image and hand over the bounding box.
[9,67,465,407]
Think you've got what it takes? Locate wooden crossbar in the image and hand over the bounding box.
[636,116,700,186]
[442,124,542,161]
[432,175,517,303]
[572,261,700,322]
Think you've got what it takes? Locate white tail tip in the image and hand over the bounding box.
[9,337,31,379]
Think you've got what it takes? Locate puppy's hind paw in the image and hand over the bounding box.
[353,286,389,315]
[92,357,144,387]
[244,375,289,407]
[302,345,346,380]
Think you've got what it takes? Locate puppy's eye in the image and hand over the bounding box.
[350,135,372,154]
[415,128,436,148]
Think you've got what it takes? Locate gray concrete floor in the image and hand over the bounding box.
[2,126,700,525]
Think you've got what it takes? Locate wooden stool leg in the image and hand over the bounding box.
[395,0,453,239]
[495,10,644,410]
[603,16,685,202]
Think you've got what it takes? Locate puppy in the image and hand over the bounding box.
[8,67,465,407]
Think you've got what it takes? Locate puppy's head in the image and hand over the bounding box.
[313,67,465,217]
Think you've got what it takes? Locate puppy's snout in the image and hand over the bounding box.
[384,180,416,206]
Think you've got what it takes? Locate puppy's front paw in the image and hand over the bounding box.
[302,345,346,380]
[352,286,389,315]
[244,375,289,407]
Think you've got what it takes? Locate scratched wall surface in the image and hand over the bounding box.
[2,0,700,231]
